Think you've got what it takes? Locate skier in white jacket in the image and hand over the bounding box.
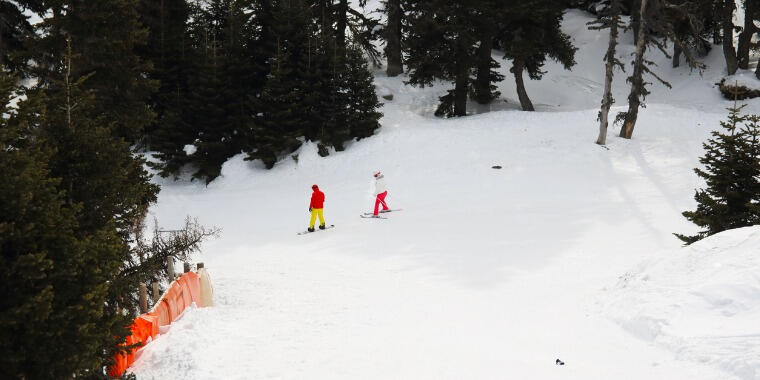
[373,171,390,216]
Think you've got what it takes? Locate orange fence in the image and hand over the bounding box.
[107,269,212,378]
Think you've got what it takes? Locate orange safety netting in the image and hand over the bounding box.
[107,271,205,378]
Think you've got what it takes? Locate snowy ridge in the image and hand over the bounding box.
[604,227,760,380]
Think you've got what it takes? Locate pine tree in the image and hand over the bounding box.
[138,0,193,152]
[676,102,760,244]
[32,0,157,143]
[471,2,504,106]
[343,44,382,140]
[245,0,313,167]
[151,0,275,182]
[0,0,45,74]
[405,1,480,117]
[497,0,577,112]
[0,70,127,379]
[22,15,160,372]
[383,0,404,76]
[248,42,303,168]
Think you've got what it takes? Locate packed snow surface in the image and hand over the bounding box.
[131,9,760,380]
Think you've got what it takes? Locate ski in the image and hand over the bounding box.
[297,224,335,235]
[360,215,387,219]
[362,208,402,216]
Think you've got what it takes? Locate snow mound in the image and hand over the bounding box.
[724,71,760,91]
[605,226,760,379]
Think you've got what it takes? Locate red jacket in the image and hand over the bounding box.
[310,188,325,209]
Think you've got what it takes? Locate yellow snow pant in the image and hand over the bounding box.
[309,208,325,228]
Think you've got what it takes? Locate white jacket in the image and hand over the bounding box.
[374,175,387,195]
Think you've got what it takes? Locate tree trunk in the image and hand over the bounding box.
[621,0,649,139]
[597,4,621,145]
[454,50,468,117]
[672,42,681,68]
[512,59,534,112]
[385,0,403,76]
[336,0,347,60]
[722,0,738,75]
[474,29,494,104]
[737,0,756,70]
[632,0,641,44]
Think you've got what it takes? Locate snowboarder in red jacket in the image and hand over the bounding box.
[308,184,326,232]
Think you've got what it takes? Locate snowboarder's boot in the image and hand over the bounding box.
[319,224,326,230]
[308,227,315,232]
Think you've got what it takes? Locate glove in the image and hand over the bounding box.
[309,207,312,212]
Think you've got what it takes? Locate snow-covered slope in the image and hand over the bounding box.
[131,9,760,380]
[604,226,760,380]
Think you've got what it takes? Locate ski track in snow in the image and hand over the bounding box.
[131,9,760,380]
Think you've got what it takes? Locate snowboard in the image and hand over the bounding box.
[297,224,335,235]
[360,214,387,219]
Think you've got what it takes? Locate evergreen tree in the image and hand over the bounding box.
[33,0,156,142]
[152,0,274,182]
[497,0,577,112]
[0,0,45,74]
[138,0,193,151]
[405,1,479,117]
[29,31,159,239]
[248,42,304,168]
[471,1,504,106]
[383,0,404,76]
[0,70,126,379]
[343,44,382,140]
[676,102,760,244]
[667,0,712,68]
[22,6,163,370]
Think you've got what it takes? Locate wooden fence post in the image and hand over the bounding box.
[197,262,204,270]
[183,262,191,273]
[152,281,160,303]
[139,283,148,313]
[167,257,175,281]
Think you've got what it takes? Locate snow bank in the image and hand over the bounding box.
[604,226,760,379]
[724,71,760,91]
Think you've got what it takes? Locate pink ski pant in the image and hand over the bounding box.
[374,191,389,215]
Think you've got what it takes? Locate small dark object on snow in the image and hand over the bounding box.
[382,94,394,101]
[492,165,502,169]
[555,359,565,366]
